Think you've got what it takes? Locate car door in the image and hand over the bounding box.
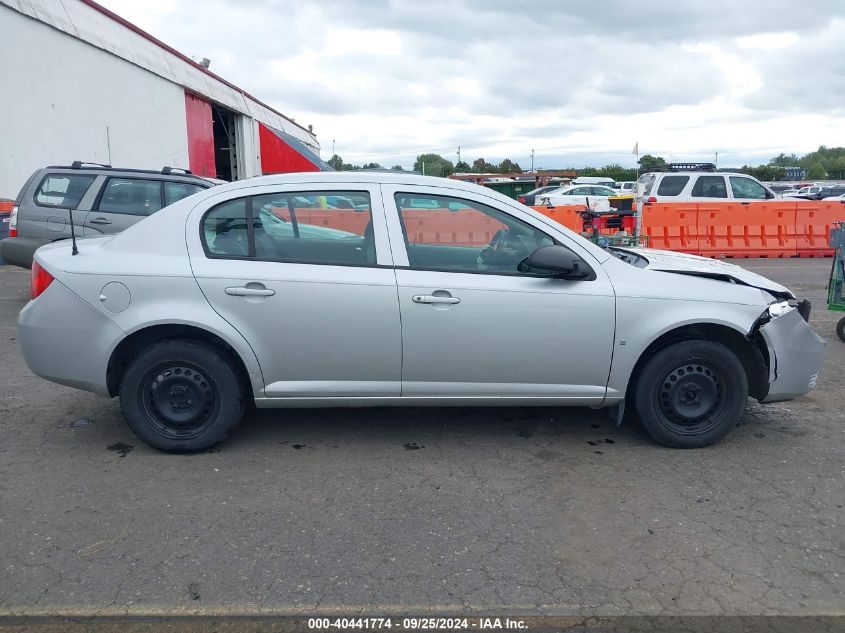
[83,176,163,235]
[728,176,771,201]
[382,184,615,403]
[187,183,402,398]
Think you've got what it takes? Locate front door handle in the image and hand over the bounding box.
[225,285,275,297]
[412,294,460,305]
[89,217,112,225]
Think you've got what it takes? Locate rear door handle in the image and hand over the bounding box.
[225,285,275,297]
[89,217,112,225]
[412,294,460,305]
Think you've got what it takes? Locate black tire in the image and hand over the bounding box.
[633,340,747,448]
[119,339,245,452]
[837,316,845,342]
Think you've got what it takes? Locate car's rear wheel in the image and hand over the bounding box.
[836,316,845,342]
[120,339,244,452]
[633,340,747,448]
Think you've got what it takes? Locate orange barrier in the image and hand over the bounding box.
[697,202,797,258]
[795,200,843,257]
[0,201,12,213]
[264,201,845,258]
[530,205,585,232]
[639,203,701,253]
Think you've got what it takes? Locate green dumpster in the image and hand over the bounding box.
[482,180,537,200]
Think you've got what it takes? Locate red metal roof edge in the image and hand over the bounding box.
[76,0,314,139]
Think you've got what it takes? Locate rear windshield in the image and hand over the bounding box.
[656,175,690,196]
[34,174,95,209]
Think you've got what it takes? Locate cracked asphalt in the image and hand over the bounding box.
[0,259,842,622]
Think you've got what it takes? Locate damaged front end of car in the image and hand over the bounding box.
[752,298,825,402]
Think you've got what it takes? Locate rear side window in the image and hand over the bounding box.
[729,177,767,199]
[203,199,250,257]
[34,174,95,209]
[97,178,163,216]
[201,191,374,266]
[657,176,690,196]
[691,176,728,198]
[164,182,206,206]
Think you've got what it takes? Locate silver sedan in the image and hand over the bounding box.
[18,173,824,452]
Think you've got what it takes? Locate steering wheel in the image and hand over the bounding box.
[478,229,531,270]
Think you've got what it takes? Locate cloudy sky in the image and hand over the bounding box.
[98,0,845,170]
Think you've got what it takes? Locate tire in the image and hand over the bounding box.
[837,316,845,342]
[119,339,245,452]
[633,340,747,448]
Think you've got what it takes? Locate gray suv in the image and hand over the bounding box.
[1,162,214,268]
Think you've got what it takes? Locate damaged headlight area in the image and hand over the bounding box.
[765,298,811,323]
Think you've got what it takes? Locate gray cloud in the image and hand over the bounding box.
[100,0,845,165]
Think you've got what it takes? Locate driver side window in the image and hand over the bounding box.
[394,193,555,275]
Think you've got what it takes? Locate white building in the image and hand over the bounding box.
[0,0,330,200]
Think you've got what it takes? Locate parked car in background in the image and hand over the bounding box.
[813,186,845,200]
[517,185,560,205]
[794,185,828,199]
[537,184,623,208]
[615,181,637,193]
[572,176,616,188]
[18,172,823,452]
[0,162,214,268]
[637,168,781,204]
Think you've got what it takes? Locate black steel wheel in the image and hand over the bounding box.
[120,339,244,452]
[837,316,845,342]
[634,340,747,448]
[141,363,217,439]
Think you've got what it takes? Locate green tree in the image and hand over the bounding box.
[362,162,382,169]
[454,160,471,172]
[414,153,454,177]
[806,162,827,180]
[497,159,522,174]
[391,164,404,171]
[471,158,496,173]
[768,153,800,167]
[328,154,343,170]
[638,155,666,172]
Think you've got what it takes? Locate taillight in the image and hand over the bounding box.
[517,196,526,204]
[31,260,55,300]
[647,196,657,203]
[8,205,17,238]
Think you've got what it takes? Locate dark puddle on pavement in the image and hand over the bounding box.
[106,442,133,457]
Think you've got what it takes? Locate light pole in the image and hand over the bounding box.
[531,149,534,172]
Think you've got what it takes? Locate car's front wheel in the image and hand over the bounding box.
[633,340,747,448]
[120,339,245,452]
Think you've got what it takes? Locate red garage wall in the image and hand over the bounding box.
[258,122,321,173]
[184,92,216,177]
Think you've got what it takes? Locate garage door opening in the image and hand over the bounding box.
[212,104,239,181]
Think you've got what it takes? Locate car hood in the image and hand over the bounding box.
[617,247,794,299]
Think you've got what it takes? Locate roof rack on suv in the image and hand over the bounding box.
[52,162,203,178]
[71,160,112,169]
[665,162,717,172]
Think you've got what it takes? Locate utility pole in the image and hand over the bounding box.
[457,146,461,166]
[332,139,336,157]
[714,151,719,169]
[531,149,534,172]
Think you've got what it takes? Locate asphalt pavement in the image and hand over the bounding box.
[0,258,842,627]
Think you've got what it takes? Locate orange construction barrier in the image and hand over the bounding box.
[530,205,584,232]
[639,203,701,254]
[795,200,844,257]
[698,201,798,258]
[0,201,12,213]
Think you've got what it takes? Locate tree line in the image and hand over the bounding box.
[327,146,845,181]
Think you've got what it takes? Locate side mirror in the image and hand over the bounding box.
[518,245,592,279]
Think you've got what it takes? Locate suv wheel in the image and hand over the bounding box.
[120,339,244,452]
[633,340,747,448]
